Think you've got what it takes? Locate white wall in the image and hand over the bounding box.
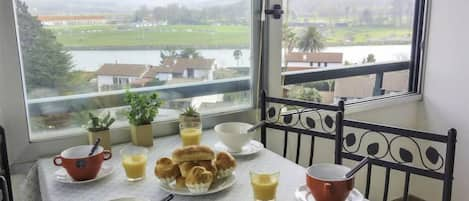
[155,73,172,81]
[97,75,114,90]
[418,0,469,200]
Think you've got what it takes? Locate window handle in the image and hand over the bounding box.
[265,4,284,19]
[0,176,9,201]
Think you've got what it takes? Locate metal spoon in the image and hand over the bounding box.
[246,121,266,133]
[345,157,370,178]
[160,194,174,201]
[88,138,101,156]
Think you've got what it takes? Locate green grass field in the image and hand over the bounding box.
[324,26,412,45]
[47,24,411,49]
[49,24,251,49]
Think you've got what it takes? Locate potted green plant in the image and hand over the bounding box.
[179,105,202,146]
[125,91,163,147]
[87,112,115,151]
[180,105,201,123]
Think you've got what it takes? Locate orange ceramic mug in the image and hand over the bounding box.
[306,164,354,201]
[53,145,112,181]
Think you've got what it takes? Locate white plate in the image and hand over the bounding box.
[214,140,264,156]
[295,185,367,201]
[158,172,237,196]
[107,198,150,201]
[55,164,114,184]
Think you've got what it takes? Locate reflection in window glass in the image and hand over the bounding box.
[282,0,414,103]
[14,0,252,137]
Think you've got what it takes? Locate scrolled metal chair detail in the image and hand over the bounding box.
[339,119,457,201]
[265,106,337,134]
[342,131,445,171]
[260,91,345,165]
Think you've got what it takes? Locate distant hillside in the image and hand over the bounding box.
[22,0,241,15]
[288,0,413,18]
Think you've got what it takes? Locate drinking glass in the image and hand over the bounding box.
[250,170,280,201]
[179,120,202,146]
[120,145,148,181]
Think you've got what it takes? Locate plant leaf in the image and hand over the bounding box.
[426,146,440,164]
[367,143,379,156]
[268,107,276,118]
[345,133,356,147]
[306,117,315,128]
[399,148,414,163]
[325,115,334,128]
[283,114,293,124]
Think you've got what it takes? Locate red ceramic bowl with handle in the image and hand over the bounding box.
[306,164,354,201]
[53,145,112,181]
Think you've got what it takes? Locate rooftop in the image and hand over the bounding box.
[96,64,149,77]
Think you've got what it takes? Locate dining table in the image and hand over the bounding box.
[36,130,308,201]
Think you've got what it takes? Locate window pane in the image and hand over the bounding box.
[282,0,415,103]
[15,0,252,138]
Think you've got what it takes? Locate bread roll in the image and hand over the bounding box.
[154,157,180,179]
[172,145,215,163]
[196,160,217,176]
[215,152,236,170]
[175,176,186,188]
[179,161,199,178]
[186,166,214,185]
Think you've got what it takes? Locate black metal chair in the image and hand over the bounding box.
[0,126,12,201]
[339,119,456,201]
[260,91,345,165]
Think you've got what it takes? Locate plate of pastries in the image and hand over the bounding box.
[154,145,237,195]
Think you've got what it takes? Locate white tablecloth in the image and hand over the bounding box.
[37,130,306,201]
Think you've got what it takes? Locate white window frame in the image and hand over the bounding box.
[0,0,262,164]
[0,0,428,165]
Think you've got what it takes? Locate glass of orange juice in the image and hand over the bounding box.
[121,145,148,181]
[250,170,280,201]
[179,120,202,146]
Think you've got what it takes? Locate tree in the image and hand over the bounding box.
[179,48,201,59]
[287,86,322,102]
[16,0,73,96]
[362,54,376,64]
[160,46,178,63]
[233,49,243,66]
[134,5,150,22]
[360,9,373,25]
[282,24,298,53]
[297,27,324,53]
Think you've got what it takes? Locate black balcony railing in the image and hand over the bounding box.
[27,61,410,117]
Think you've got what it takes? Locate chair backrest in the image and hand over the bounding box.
[260,91,345,165]
[0,126,12,201]
[340,119,456,201]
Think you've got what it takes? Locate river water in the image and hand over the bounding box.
[70,45,411,71]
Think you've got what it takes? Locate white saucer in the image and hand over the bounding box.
[158,172,237,196]
[295,185,367,201]
[214,140,264,156]
[55,164,114,184]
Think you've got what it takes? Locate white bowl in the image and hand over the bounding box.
[214,122,254,152]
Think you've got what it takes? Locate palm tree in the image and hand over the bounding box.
[282,24,298,53]
[233,49,243,66]
[297,27,325,53]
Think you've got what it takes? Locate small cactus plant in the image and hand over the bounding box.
[87,112,115,132]
[181,105,200,117]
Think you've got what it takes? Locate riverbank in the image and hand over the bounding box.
[48,24,411,50]
[63,41,411,51]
